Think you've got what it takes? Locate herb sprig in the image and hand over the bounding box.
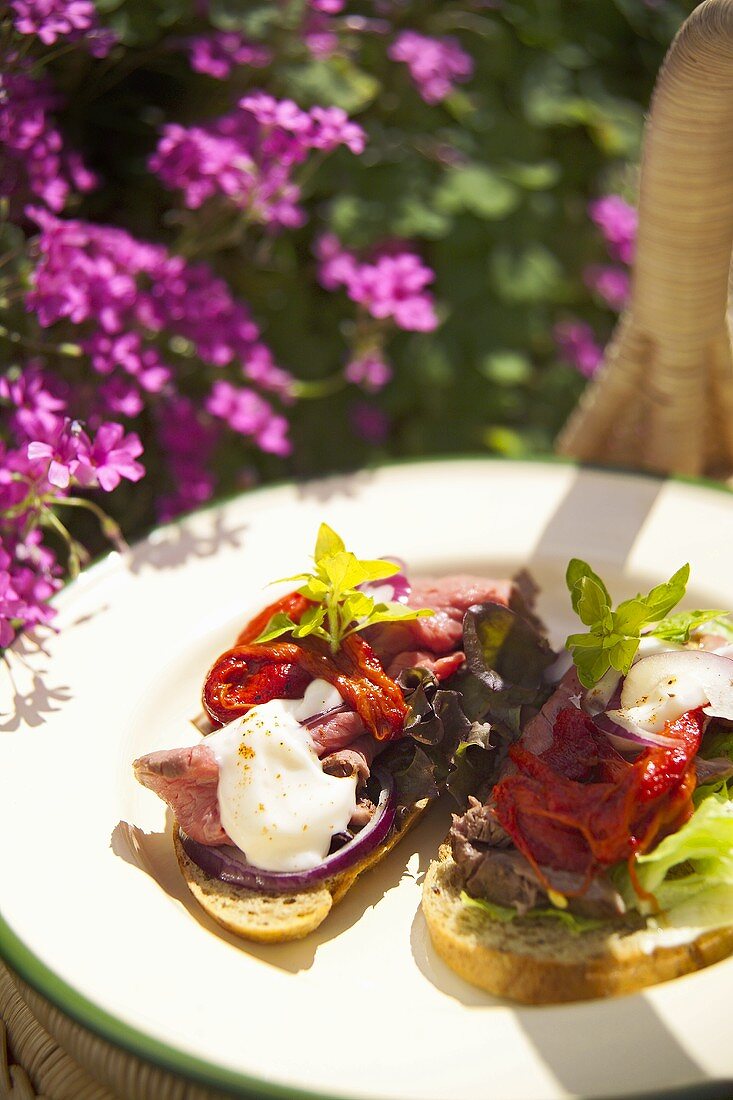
[254,523,433,654]
[565,559,730,688]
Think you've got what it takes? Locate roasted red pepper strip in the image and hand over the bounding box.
[203,651,312,724]
[203,594,407,739]
[492,706,705,896]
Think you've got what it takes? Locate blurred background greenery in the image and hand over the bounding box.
[9,0,699,537]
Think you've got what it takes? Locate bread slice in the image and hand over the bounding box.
[175,800,428,943]
[422,846,733,1003]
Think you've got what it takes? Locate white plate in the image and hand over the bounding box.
[2,458,733,1100]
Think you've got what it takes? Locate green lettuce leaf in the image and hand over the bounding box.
[380,667,472,807]
[615,786,733,930]
[460,891,604,933]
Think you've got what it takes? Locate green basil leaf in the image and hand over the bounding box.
[252,612,297,644]
[651,610,729,645]
[314,522,344,561]
[566,559,611,616]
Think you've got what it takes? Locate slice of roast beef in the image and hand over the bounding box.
[320,734,377,782]
[367,575,515,664]
[308,709,366,754]
[450,817,626,920]
[135,724,379,847]
[514,665,583,758]
[386,649,465,681]
[348,798,376,831]
[133,744,229,846]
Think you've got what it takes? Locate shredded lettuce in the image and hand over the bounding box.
[460,890,604,934]
[615,785,733,930]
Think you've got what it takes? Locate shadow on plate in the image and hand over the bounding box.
[112,801,450,976]
[409,903,732,1097]
[0,633,72,733]
[128,511,249,574]
[294,468,376,504]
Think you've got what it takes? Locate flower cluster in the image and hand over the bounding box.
[154,396,218,522]
[9,0,116,56]
[388,31,473,104]
[0,61,97,212]
[25,209,294,498]
[186,32,271,79]
[0,523,62,648]
[27,418,144,492]
[150,93,366,229]
[558,194,637,377]
[316,235,438,332]
[0,371,145,646]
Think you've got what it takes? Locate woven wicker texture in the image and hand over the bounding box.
[0,964,233,1099]
[557,0,733,477]
[3,1,733,1098]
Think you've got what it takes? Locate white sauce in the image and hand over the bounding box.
[205,680,358,872]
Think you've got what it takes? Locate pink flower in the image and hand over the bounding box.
[73,422,145,492]
[150,95,365,229]
[584,265,630,310]
[389,31,473,105]
[0,62,98,213]
[345,355,392,393]
[350,402,390,445]
[206,381,292,456]
[10,0,116,55]
[186,32,271,79]
[554,320,604,379]
[316,235,439,332]
[26,417,85,489]
[588,196,637,265]
[0,569,24,648]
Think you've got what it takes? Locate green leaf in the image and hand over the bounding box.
[314,522,344,561]
[461,891,604,933]
[642,564,690,621]
[282,58,380,113]
[575,576,612,628]
[569,645,613,689]
[479,351,533,387]
[565,561,692,688]
[566,559,611,615]
[252,612,297,644]
[490,244,568,304]
[651,610,729,645]
[253,523,433,654]
[502,161,561,190]
[340,591,374,622]
[435,165,520,221]
[349,559,401,583]
[298,576,330,602]
[291,606,327,639]
[355,604,433,628]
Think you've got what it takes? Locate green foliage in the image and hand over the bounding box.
[565,559,694,687]
[254,523,433,654]
[45,0,698,522]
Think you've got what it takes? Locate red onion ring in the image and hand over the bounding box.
[359,564,411,605]
[179,765,397,893]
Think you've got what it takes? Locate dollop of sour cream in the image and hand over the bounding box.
[205,680,358,872]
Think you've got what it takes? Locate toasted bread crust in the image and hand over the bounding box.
[422,846,733,1003]
[175,800,428,943]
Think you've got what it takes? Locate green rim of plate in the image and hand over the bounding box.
[1,455,731,1100]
